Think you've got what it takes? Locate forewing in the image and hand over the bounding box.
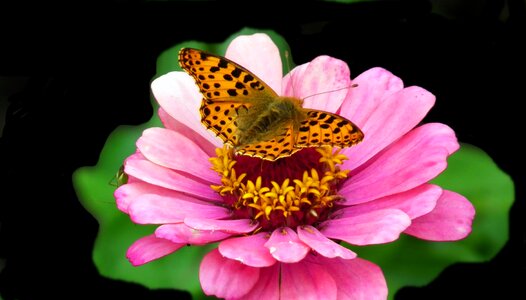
[179,47,281,145]
[178,47,279,102]
[200,100,249,145]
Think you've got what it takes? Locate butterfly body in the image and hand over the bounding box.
[179,47,364,161]
[235,96,305,147]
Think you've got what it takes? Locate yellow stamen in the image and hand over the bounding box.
[210,145,350,227]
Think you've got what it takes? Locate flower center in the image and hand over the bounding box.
[209,146,350,232]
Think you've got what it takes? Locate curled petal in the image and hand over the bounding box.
[321,208,411,246]
[264,227,310,263]
[126,234,184,266]
[137,127,219,183]
[405,190,475,241]
[282,62,307,96]
[342,85,436,171]
[310,255,388,300]
[340,123,458,205]
[219,233,277,267]
[297,225,356,259]
[125,151,145,162]
[151,72,222,147]
[225,33,282,93]
[124,157,221,201]
[239,264,280,300]
[281,257,337,300]
[115,181,172,213]
[283,55,351,113]
[155,223,231,244]
[200,249,260,299]
[184,217,259,234]
[339,67,404,126]
[157,108,217,157]
[128,194,230,224]
[338,184,442,219]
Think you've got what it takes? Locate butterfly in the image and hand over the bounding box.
[178,47,364,161]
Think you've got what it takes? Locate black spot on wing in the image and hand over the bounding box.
[337,120,349,127]
[231,68,242,78]
[218,59,228,68]
[243,74,254,83]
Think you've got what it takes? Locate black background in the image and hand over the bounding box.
[1,0,524,299]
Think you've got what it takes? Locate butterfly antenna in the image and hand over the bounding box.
[302,84,358,101]
[284,50,296,96]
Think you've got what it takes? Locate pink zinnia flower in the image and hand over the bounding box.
[115,33,475,299]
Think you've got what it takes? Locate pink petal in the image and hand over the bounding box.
[218,233,277,267]
[321,208,411,245]
[128,194,230,224]
[339,67,404,127]
[311,256,387,300]
[341,86,436,171]
[137,127,219,183]
[283,56,351,113]
[264,227,310,263]
[158,108,217,157]
[225,33,283,93]
[297,225,357,259]
[405,190,475,241]
[338,184,442,219]
[281,257,337,300]
[151,72,222,148]
[239,264,280,300]
[155,223,232,244]
[157,106,180,131]
[115,181,168,213]
[125,151,145,161]
[282,62,308,95]
[200,249,260,299]
[126,234,184,266]
[124,150,146,165]
[124,157,221,201]
[184,217,258,234]
[340,123,459,205]
[124,174,140,184]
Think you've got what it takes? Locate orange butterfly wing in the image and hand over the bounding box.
[295,110,364,148]
[178,47,278,148]
[236,126,302,161]
[178,47,364,161]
